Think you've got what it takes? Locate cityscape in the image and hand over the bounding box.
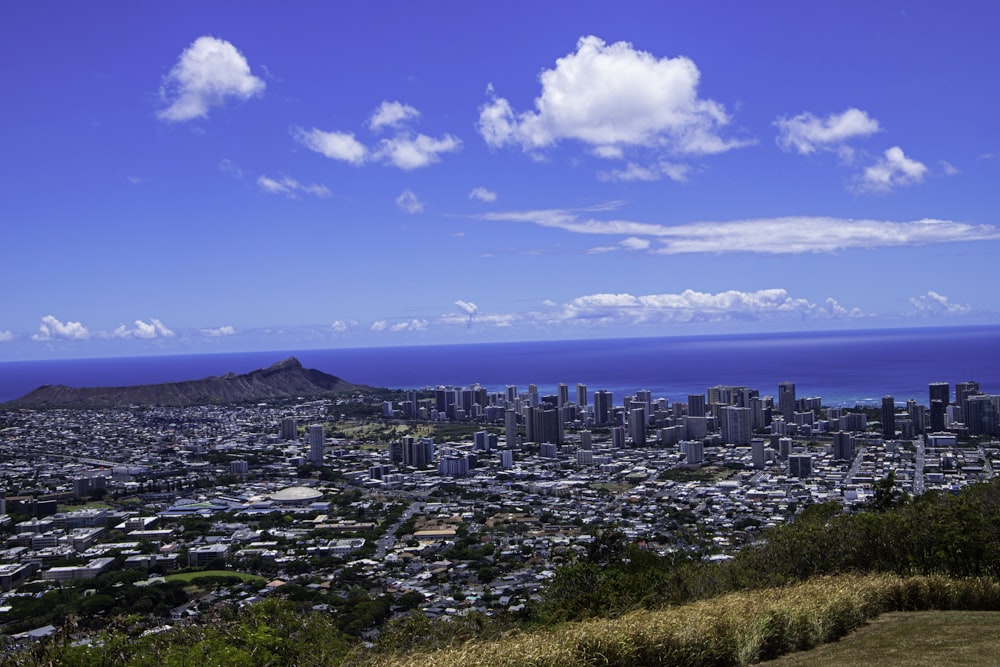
[4,2,1000,663]
[0,371,996,648]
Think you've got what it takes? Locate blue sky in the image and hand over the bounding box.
[2,1,999,360]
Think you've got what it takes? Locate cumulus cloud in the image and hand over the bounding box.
[909,291,971,315]
[390,319,428,332]
[552,289,865,326]
[110,319,175,339]
[597,161,690,182]
[369,101,420,131]
[257,175,331,198]
[454,300,479,327]
[469,187,498,202]
[435,289,864,331]
[396,189,424,214]
[480,208,1000,254]
[374,133,461,170]
[296,101,460,170]
[478,36,749,158]
[32,315,90,341]
[157,36,265,122]
[775,108,880,156]
[369,320,388,332]
[201,325,237,337]
[293,127,368,165]
[0,330,14,343]
[330,320,358,333]
[857,146,928,192]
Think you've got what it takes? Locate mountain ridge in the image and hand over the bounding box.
[2,357,365,409]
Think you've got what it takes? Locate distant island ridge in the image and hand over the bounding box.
[2,357,364,409]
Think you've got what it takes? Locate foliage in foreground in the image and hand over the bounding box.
[6,599,353,667]
[364,574,1000,667]
[534,477,1000,623]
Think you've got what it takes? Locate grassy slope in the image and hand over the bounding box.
[362,575,1000,667]
[761,611,1000,666]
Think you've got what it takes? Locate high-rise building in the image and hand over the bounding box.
[557,383,569,407]
[539,409,562,445]
[788,454,812,478]
[907,399,926,434]
[579,430,593,450]
[687,394,706,417]
[930,399,946,432]
[539,442,559,458]
[833,431,854,461]
[576,383,588,407]
[629,407,646,447]
[611,426,626,448]
[499,450,513,469]
[881,396,896,439]
[956,381,981,406]
[307,424,325,465]
[594,390,613,426]
[504,410,518,446]
[523,405,536,442]
[778,382,796,423]
[929,382,950,407]
[751,438,766,469]
[681,440,704,465]
[280,417,298,441]
[720,406,752,445]
[963,394,999,436]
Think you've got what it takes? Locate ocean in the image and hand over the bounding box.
[1,326,998,406]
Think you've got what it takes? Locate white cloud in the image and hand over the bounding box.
[157,36,265,122]
[330,320,358,333]
[257,175,331,199]
[32,315,90,341]
[110,319,175,339]
[0,330,14,343]
[597,161,690,182]
[390,319,428,332]
[454,300,478,316]
[454,300,479,326]
[396,189,424,214]
[201,325,237,337]
[939,160,960,176]
[293,127,368,165]
[857,146,928,192]
[588,236,651,253]
[909,291,971,315]
[775,108,880,155]
[480,208,1000,254]
[552,289,865,326]
[297,101,459,170]
[478,36,749,157]
[369,320,388,332]
[468,187,498,202]
[374,133,461,170]
[369,101,420,131]
[218,158,243,179]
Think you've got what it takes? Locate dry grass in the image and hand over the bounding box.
[761,611,1000,666]
[356,575,1000,667]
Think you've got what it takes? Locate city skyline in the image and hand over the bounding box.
[3,2,999,361]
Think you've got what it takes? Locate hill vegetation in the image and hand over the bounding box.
[10,477,1000,666]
